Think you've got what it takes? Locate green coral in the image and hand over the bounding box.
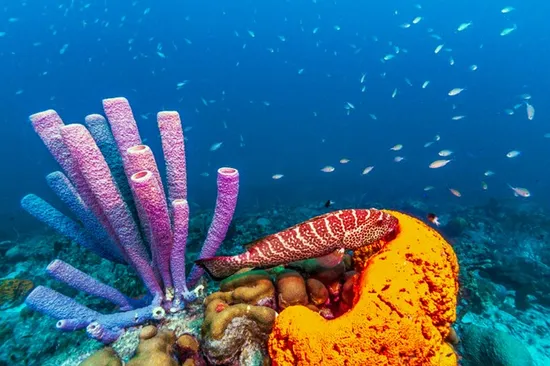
[461,325,534,366]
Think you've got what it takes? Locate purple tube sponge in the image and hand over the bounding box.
[84,114,133,208]
[130,170,174,295]
[46,171,124,263]
[86,303,164,343]
[25,286,100,322]
[30,110,117,245]
[170,199,190,298]
[125,144,167,247]
[187,167,240,287]
[20,194,111,260]
[47,259,135,311]
[87,323,123,344]
[126,145,165,191]
[158,111,188,202]
[24,97,243,345]
[102,97,142,158]
[60,124,162,297]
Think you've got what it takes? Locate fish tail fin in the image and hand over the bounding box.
[195,256,241,280]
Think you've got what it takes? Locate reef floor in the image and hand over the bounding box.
[1,198,550,365]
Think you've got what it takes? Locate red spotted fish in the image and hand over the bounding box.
[195,209,399,279]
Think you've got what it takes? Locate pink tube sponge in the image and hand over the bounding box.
[29,110,74,179]
[187,167,239,287]
[130,170,174,294]
[60,124,162,296]
[126,145,164,191]
[102,97,142,157]
[170,199,190,297]
[158,111,187,202]
[30,110,114,242]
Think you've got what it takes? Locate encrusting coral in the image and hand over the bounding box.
[201,292,277,365]
[126,329,177,366]
[268,210,460,366]
[276,270,309,310]
[0,279,34,310]
[82,326,206,366]
[218,269,276,308]
[81,347,122,366]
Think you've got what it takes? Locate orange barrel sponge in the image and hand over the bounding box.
[268,210,460,366]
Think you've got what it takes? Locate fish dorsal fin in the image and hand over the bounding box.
[243,212,336,251]
[243,237,265,251]
[289,212,334,228]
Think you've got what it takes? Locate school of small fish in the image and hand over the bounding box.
[5,2,537,201]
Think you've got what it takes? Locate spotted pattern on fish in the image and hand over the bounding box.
[195,209,399,279]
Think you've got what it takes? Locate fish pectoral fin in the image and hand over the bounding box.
[314,248,346,268]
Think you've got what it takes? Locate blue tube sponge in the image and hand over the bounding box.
[25,286,100,321]
[20,194,114,261]
[46,171,125,263]
[84,114,134,211]
[46,259,136,311]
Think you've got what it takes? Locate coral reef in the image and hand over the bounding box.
[268,210,460,365]
[218,270,276,308]
[0,278,33,310]
[201,293,277,365]
[20,97,239,343]
[275,270,308,310]
[5,194,550,364]
[460,324,534,366]
[126,329,177,366]
[81,347,122,366]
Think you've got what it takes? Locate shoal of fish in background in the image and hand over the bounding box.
[3,2,538,199]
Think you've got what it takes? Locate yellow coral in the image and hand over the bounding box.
[268,210,460,366]
[127,330,177,366]
[0,279,33,309]
[218,270,275,306]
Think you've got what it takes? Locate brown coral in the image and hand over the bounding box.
[81,347,122,366]
[306,278,328,306]
[276,270,308,310]
[218,270,275,308]
[201,292,277,365]
[268,210,460,366]
[0,279,33,310]
[127,330,177,366]
[175,334,205,366]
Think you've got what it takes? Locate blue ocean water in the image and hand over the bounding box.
[1,0,550,364]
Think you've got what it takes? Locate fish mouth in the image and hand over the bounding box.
[383,215,400,241]
[384,226,400,242]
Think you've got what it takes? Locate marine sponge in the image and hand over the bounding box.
[201,294,277,365]
[268,210,460,366]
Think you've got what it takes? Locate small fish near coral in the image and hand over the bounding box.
[196,208,399,279]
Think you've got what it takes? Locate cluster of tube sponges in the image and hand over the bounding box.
[22,97,239,343]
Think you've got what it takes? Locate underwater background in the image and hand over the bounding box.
[1,0,550,365]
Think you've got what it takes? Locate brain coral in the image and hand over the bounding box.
[268,210,460,366]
